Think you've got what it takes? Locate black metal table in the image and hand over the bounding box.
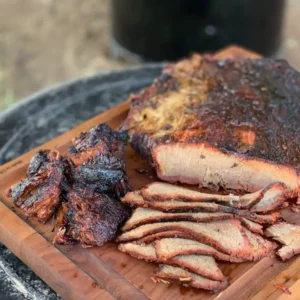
[0,64,162,299]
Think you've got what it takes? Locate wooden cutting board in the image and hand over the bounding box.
[0,46,299,300]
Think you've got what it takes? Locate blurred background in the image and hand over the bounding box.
[0,0,299,112]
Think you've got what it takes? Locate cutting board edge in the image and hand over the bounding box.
[0,199,115,300]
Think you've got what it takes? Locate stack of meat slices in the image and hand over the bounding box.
[117,181,295,292]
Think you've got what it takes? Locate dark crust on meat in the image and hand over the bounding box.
[61,187,130,247]
[8,123,132,247]
[67,123,131,197]
[123,56,300,170]
[53,124,131,247]
[122,56,300,194]
[7,150,69,223]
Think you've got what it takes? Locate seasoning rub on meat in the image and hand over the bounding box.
[122,56,300,196]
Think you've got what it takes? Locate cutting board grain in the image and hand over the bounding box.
[0,46,299,300]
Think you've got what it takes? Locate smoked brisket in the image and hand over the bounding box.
[122,56,300,195]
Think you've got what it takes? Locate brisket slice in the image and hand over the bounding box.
[153,265,229,291]
[117,220,276,259]
[137,228,275,261]
[122,207,267,234]
[118,243,224,281]
[142,182,264,208]
[7,150,69,223]
[154,238,244,263]
[265,223,300,260]
[121,192,280,223]
[250,182,288,213]
[121,191,223,211]
[122,55,300,195]
[117,220,249,257]
[240,218,263,235]
[242,228,276,259]
[122,207,235,231]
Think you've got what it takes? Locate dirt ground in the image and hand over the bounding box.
[0,0,128,111]
[0,0,299,111]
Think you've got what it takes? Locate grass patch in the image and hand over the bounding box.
[0,69,16,112]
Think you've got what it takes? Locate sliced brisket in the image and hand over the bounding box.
[117,220,250,257]
[117,220,275,259]
[122,207,268,234]
[121,191,222,212]
[121,192,280,223]
[122,207,235,231]
[142,182,264,208]
[265,223,300,260]
[242,227,276,260]
[154,238,244,262]
[118,243,224,281]
[153,265,229,291]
